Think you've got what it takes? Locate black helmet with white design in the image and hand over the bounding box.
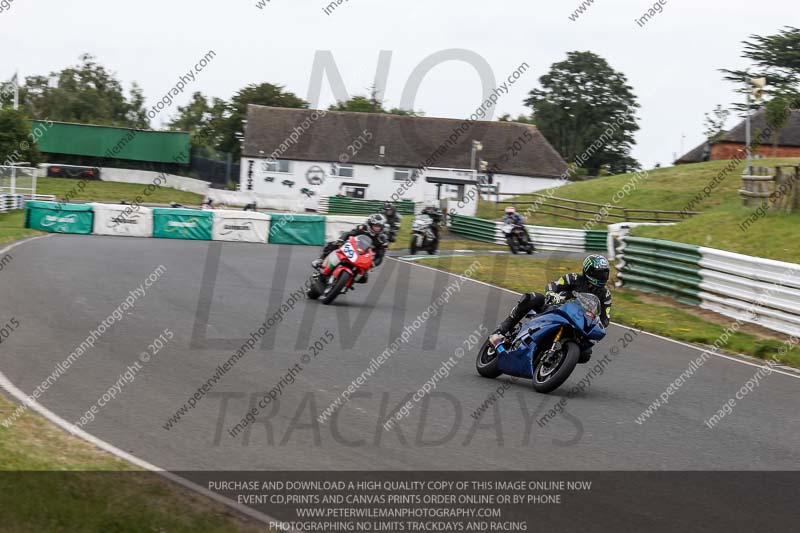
[583,254,610,287]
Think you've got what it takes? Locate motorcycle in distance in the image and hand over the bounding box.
[503,223,534,254]
[409,213,439,255]
[476,293,606,393]
[307,235,375,305]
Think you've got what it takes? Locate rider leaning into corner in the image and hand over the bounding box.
[489,254,612,363]
[311,213,390,283]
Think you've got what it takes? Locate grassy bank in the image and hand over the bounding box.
[476,158,800,263]
[0,211,42,246]
[416,255,799,367]
[36,177,204,206]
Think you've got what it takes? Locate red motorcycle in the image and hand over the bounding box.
[308,235,375,305]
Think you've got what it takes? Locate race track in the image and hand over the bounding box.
[2,235,799,471]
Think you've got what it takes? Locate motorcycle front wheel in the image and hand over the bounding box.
[476,340,502,378]
[507,236,519,254]
[321,271,352,305]
[531,341,580,393]
[410,234,419,255]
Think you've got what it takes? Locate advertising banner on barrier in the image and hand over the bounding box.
[91,203,153,238]
[212,210,271,243]
[152,208,213,240]
[268,214,326,246]
[25,201,94,234]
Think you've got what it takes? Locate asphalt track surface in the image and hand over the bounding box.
[1,235,799,471]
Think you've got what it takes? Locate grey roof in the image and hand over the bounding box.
[675,141,711,164]
[722,108,800,147]
[676,108,800,163]
[242,105,568,178]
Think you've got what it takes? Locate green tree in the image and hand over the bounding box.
[0,108,41,166]
[330,95,384,113]
[498,113,535,124]
[217,83,308,160]
[524,51,640,175]
[329,87,422,115]
[703,104,731,141]
[722,26,800,99]
[166,92,224,154]
[19,54,148,128]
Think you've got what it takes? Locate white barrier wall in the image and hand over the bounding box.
[212,210,271,243]
[325,215,366,242]
[91,203,153,238]
[697,247,800,337]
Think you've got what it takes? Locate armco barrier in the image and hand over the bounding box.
[450,214,497,243]
[697,248,800,336]
[616,235,800,336]
[325,197,417,216]
[615,237,703,305]
[450,214,607,252]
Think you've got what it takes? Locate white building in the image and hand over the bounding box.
[239,105,568,215]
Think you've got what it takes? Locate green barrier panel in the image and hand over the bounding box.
[152,208,213,240]
[327,197,416,215]
[585,230,608,252]
[25,201,94,234]
[619,236,702,304]
[269,214,327,246]
[449,214,497,243]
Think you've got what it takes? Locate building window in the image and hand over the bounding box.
[343,186,366,199]
[264,159,292,173]
[332,164,354,178]
[394,168,412,181]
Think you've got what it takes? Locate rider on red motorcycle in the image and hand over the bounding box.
[312,214,389,275]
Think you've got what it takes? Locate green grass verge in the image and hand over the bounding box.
[476,158,800,263]
[415,255,799,367]
[36,177,204,206]
[0,395,265,532]
[0,211,43,246]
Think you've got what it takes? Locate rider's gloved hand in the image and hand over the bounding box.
[545,292,565,306]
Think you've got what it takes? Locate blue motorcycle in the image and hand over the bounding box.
[476,293,606,393]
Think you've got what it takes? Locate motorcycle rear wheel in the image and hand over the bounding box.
[476,340,502,378]
[321,271,352,305]
[531,341,580,393]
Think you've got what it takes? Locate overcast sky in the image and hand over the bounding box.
[1,0,794,168]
